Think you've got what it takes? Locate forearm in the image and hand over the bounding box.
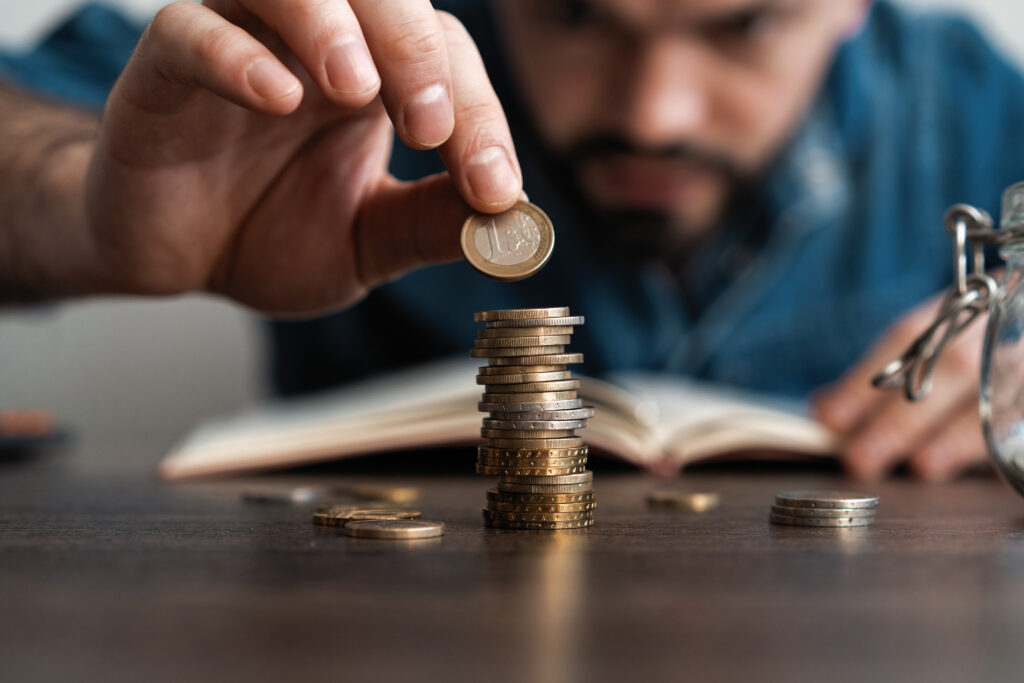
[0,82,103,304]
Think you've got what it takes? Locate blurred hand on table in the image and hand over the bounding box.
[814,292,988,482]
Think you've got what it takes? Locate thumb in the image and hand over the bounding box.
[353,172,470,288]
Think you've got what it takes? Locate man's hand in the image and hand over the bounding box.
[813,293,989,482]
[61,0,520,314]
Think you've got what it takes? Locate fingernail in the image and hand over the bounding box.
[246,60,298,100]
[325,40,379,94]
[403,84,453,147]
[466,146,519,204]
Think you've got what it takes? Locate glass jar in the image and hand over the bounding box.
[982,182,1024,496]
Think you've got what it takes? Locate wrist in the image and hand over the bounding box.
[1,135,104,303]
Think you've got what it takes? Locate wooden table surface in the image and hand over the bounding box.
[3,445,1024,683]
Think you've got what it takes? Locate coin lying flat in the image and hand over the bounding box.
[312,507,421,527]
[483,508,593,522]
[770,504,875,519]
[478,327,575,339]
[486,437,584,449]
[471,345,566,358]
[344,519,446,539]
[770,513,874,528]
[486,489,595,504]
[495,479,593,493]
[482,380,580,394]
[479,400,584,412]
[477,371,572,384]
[480,428,578,439]
[474,335,573,348]
[485,316,585,328]
[475,307,569,321]
[477,456,588,469]
[486,499,597,513]
[487,407,595,421]
[645,491,720,512]
[488,353,585,366]
[775,490,879,510]
[477,365,568,375]
[476,465,587,477]
[484,518,594,530]
[483,418,588,430]
[501,471,593,486]
[478,446,588,459]
[481,391,578,403]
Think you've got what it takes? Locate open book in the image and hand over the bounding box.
[159,358,839,480]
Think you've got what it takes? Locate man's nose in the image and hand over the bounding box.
[621,37,709,149]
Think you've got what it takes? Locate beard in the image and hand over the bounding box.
[541,133,750,264]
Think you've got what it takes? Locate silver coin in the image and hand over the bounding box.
[497,481,595,494]
[769,513,874,528]
[241,486,320,505]
[483,418,588,430]
[775,490,879,510]
[476,371,572,384]
[488,353,584,366]
[477,327,574,339]
[482,380,580,394]
[487,407,596,421]
[479,399,583,412]
[770,504,875,519]
[500,471,593,485]
[343,519,446,539]
[477,364,568,375]
[470,345,566,358]
[485,316,585,328]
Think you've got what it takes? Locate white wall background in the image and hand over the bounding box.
[1,0,1023,457]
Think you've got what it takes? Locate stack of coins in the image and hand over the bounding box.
[471,307,596,530]
[770,490,879,527]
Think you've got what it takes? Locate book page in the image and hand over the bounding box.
[605,373,839,466]
[160,359,665,480]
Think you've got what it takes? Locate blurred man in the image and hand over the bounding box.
[1,0,1021,480]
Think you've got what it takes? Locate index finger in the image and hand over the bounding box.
[433,11,522,211]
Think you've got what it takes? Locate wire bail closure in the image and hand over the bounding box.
[871,204,1000,401]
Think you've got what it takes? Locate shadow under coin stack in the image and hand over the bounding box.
[471,307,596,530]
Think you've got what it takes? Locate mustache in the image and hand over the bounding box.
[561,133,743,179]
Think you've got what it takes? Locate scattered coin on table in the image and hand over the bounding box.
[312,506,421,527]
[343,519,446,540]
[770,490,879,527]
[645,490,720,512]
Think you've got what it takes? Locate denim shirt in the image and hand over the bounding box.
[5,2,1024,399]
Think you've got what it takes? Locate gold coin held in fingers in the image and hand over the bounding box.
[462,202,556,282]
